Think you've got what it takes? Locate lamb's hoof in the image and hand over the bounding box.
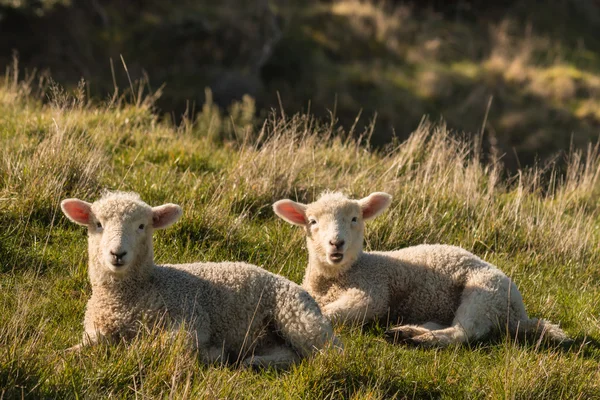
[384,326,427,344]
[560,338,575,347]
[405,332,448,348]
[242,357,291,372]
[242,357,267,372]
[64,343,84,353]
[385,330,411,344]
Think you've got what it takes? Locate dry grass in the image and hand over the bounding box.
[1,74,600,398]
[263,0,600,172]
[4,0,600,172]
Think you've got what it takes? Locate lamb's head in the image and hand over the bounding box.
[273,192,392,276]
[60,191,182,278]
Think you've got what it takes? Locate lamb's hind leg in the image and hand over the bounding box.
[385,322,447,343]
[406,324,471,347]
[407,280,508,347]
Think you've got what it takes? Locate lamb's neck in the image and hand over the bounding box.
[304,251,355,288]
[89,260,155,296]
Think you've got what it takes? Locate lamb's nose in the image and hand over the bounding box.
[110,250,127,260]
[329,239,345,249]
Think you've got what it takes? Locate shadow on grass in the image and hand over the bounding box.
[302,363,446,399]
[358,319,600,360]
[163,218,257,263]
[0,361,77,399]
[562,335,600,359]
[0,219,77,275]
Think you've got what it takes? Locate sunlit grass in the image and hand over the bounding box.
[1,72,600,398]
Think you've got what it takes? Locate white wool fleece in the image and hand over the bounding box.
[273,191,570,347]
[61,191,339,369]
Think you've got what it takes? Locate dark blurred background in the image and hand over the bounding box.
[2,0,600,169]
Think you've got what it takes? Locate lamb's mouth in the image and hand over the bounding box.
[329,253,344,263]
[107,262,130,274]
[108,259,127,269]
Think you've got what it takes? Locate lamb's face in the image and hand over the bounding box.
[90,197,154,275]
[304,195,364,271]
[61,191,183,279]
[273,192,392,276]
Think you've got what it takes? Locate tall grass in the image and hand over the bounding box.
[1,75,599,398]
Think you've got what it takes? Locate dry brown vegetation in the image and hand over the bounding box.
[3,0,600,171]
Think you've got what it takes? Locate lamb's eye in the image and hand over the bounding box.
[352,217,357,222]
[309,219,317,225]
[139,224,145,230]
[96,222,102,229]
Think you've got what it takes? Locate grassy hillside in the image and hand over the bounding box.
[2,0,600,170]
[1,73,600,398]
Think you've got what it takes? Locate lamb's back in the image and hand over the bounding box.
[378,244,493,277]
[154,262,288,337]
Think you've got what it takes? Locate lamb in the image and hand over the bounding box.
[273,191,570,347]
[60,191,339,369]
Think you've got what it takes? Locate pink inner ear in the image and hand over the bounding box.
[152,204,182,229]
[275,202,307,225]
[61,200,91,225]
[362,194,391,219]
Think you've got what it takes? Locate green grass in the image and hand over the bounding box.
[4,0,600,171]
[1,75,600,399]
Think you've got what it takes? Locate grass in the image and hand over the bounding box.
[4,0,600,170]
[1,72,600,399]
[264,0,600,170]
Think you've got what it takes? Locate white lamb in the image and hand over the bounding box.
[61,191,339,369]
[273,191,570,347]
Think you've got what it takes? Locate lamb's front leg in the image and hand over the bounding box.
[242,344,300,371]
[65,329,111,352]
[184,312,230,365]
[322,288,381,325]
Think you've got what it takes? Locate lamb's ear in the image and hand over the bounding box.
[152,204,183,229]
[273,199,308,226]
[61,199,93,226]
[358,192,392,220]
